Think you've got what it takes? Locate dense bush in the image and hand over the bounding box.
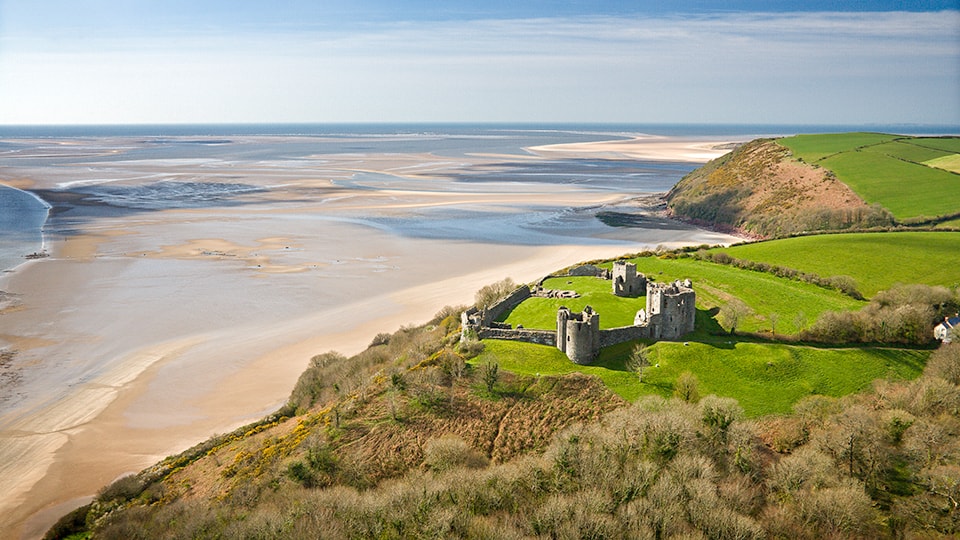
[804,284,959,345]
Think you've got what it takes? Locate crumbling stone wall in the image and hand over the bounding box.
[480,285,532,327]
[478,327,556,346]
[613,261,646,297]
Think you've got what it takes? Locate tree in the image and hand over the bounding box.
[627,344,651,383]
[769,312,779,337]
[481,359,499,393]
[475,278,517,310]
[719,299,751,335]
[674,371,700,403]
[794,310,807,333]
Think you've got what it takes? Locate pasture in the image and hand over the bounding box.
[715,232,960,297]
[500,276,644,330]
[777,133,960,220]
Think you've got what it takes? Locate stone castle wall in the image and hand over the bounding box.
[478,327,556,346]
[481,285,532,327]
[613,261,646,297]
[557,306,600,365]
[599,325,651,348]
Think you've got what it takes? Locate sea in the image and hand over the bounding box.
[1,122,957,272]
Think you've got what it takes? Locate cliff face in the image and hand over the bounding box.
[666,139,893,238]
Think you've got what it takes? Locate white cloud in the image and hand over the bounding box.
[1,11,957,124]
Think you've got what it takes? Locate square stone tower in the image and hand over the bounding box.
[612,261,646,297]
[645,279,696,340]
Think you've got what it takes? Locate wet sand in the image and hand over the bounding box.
[0,135,741,539]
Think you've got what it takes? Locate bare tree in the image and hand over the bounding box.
[769,312,779,338]
[674,371,700,403]
[627,344,651,383]
[719,299,752,335]
[475,278,517,310]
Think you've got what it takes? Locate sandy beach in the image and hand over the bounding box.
[0,132,741,538]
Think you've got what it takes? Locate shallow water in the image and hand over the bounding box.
[0,184,48,272]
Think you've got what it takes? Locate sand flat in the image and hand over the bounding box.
[0,133,742,538]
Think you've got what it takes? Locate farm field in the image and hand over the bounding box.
[477,339,928,416]
[713,231,960,297]
[926,153,960,173]
[776,132,899,161]
[777,133,960,220]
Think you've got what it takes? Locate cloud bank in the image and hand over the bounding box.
[1,11,957,124]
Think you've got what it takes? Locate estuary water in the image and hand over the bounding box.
[0,184,48,272]
[1,122,955,269]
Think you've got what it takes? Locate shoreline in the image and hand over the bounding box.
[0,133,744,539]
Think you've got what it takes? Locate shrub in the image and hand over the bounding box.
[287,460,316,488]
[673,371,700,403]
[369,332,391,347]
[475,278,517,310]
[423,435,488,473]
[97,474,144,503]
[926,343,960,385]
[480,360,499,394]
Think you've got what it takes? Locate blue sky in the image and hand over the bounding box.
[1,1,958,125]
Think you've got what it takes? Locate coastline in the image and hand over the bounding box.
[0,133,743,539]
[0,182,51,274]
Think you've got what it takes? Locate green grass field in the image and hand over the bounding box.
[714,232,960,297]
[866,140,953,163]
[777,133,960,221]
[500,276,644,330]
[616,256,863,335]
[477,339,927,416]
[820,151,960,219]
[909,137,960,153]
[777,132,898,161]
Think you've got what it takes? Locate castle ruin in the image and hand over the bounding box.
[557,306,600,365]
[636,279,696,340]
[463,267,697,365]
[612,261,645,297]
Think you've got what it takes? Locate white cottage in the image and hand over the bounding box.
[934,315,960,343]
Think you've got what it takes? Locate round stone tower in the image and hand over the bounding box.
[557,305,601,365]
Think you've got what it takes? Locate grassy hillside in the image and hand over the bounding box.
[479,339,926,416]
[666,138,892,238]
[779,133,960,221]
[48,241,960,539]
[618,255,864,335]
[668,133,960,237]
[61,333,960,539]
[713,231,960,297]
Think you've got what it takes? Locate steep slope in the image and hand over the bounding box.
[666,138,893,238]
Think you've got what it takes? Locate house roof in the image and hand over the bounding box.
[941,316,960,328]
